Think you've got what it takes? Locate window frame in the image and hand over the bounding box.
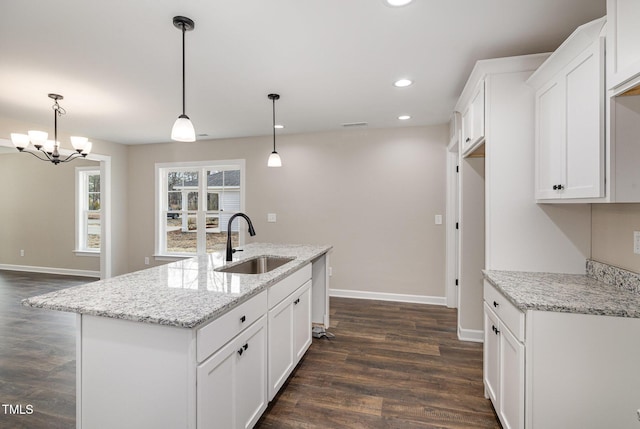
[155,159,246,259]
[75,166,101,256]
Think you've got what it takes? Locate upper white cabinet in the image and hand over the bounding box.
[528,18,606,201]
[606,0,640,90]
[461,79,486,155]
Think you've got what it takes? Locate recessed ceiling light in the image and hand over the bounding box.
[274,125,284,129]
[398,115,411,120]
[384,0,413,7]
[394,79,413,88]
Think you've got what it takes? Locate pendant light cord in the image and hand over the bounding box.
[181,24,186,116]
[272,97,276,152]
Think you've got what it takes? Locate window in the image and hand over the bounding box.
[76,167,101,254]
[156,160,244,257]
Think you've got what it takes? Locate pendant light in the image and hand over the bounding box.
[171,16,196,142]
[267,93,282,167]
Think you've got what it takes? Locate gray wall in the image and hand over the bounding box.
[0,116,130,276]
[127,125,449,298]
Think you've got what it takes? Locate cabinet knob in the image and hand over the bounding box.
[294,298,300,305]
[237,343,248,356]
[492,325,500,335]
[493,301,499,308]
[465,137,471,143]
[240,315,246,323]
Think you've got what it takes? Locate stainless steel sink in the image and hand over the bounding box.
[216,256,295,274]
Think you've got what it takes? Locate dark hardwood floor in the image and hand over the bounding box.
[0,270,500,429]
[256,298,500,429]
[0,270,91,429]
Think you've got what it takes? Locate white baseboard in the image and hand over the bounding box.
[329,288,446,306]
[0,264,100,278]
[458,326,484,343]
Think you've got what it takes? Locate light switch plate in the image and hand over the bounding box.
[267,213,277,223]
[634,231,640,255]
[435,214,443,225]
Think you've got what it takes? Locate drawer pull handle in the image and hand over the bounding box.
[240,315,246,323]
[492,325,500,335]
[493,301,499,308]
[465,137,471,142]
[237,343,249,356]
[294,298,300,305]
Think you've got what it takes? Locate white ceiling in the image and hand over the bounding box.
[0,0,606,145]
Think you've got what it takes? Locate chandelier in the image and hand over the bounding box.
[11,93,92,165]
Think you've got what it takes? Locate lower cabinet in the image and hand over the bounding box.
[268,279,312,400]
[483,282,525,429]
[197,315,268,429]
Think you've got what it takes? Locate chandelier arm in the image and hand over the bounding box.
[22,149,55,163]
[59,152,86,163]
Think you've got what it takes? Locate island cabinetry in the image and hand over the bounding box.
[483,281,525,429]
[267,264,312,400]
[197,315,267,429]
[607,0,640,90]
[461,79,485,155]
[528,17,606,201]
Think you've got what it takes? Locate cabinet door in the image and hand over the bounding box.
[535,79,565,199]
[293,281,312,363]
[564,39,605,199]
[607,0,640,89]
[197,317,267,429]
[461,103,473,151]
[268,296,294,400]
[483,303,500,404]
[470,80,485,144]
[197,333,238,429]
[499,323,525,429]
[236,317,268,429]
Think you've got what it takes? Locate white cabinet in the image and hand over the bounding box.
[197,316,267,429]
[483,283,525,429]
[461,79,485,155]
[607,0,640,90]
[529,18,606,200]
[268,279,312,400]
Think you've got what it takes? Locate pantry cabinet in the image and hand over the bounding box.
[529,18,606,201]
[606,0,640,90]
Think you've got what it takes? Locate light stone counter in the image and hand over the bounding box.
[483,260,640,318]
[23,243,332,328]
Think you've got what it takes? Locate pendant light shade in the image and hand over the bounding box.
[171,16,196,142]
[268,151,282,167]
[171,114,196,142]
[267,93,282,167]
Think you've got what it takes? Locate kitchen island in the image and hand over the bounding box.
[23,243,332,429]
[482,260,640,429]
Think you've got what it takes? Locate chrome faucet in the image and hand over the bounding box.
[226,213,256,261]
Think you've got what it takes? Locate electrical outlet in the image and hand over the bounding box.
[20,249,25,257]
[634,231,640,255]
[267,213,277,223]
[435,214,443,225]
[144,257,150,265]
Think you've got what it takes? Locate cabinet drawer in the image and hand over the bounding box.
[197,290,267,363]
[268,264,312,309]
[483,280,525,341]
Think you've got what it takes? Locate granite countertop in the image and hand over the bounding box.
[23,243,332,328]
[483,268,640,318]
